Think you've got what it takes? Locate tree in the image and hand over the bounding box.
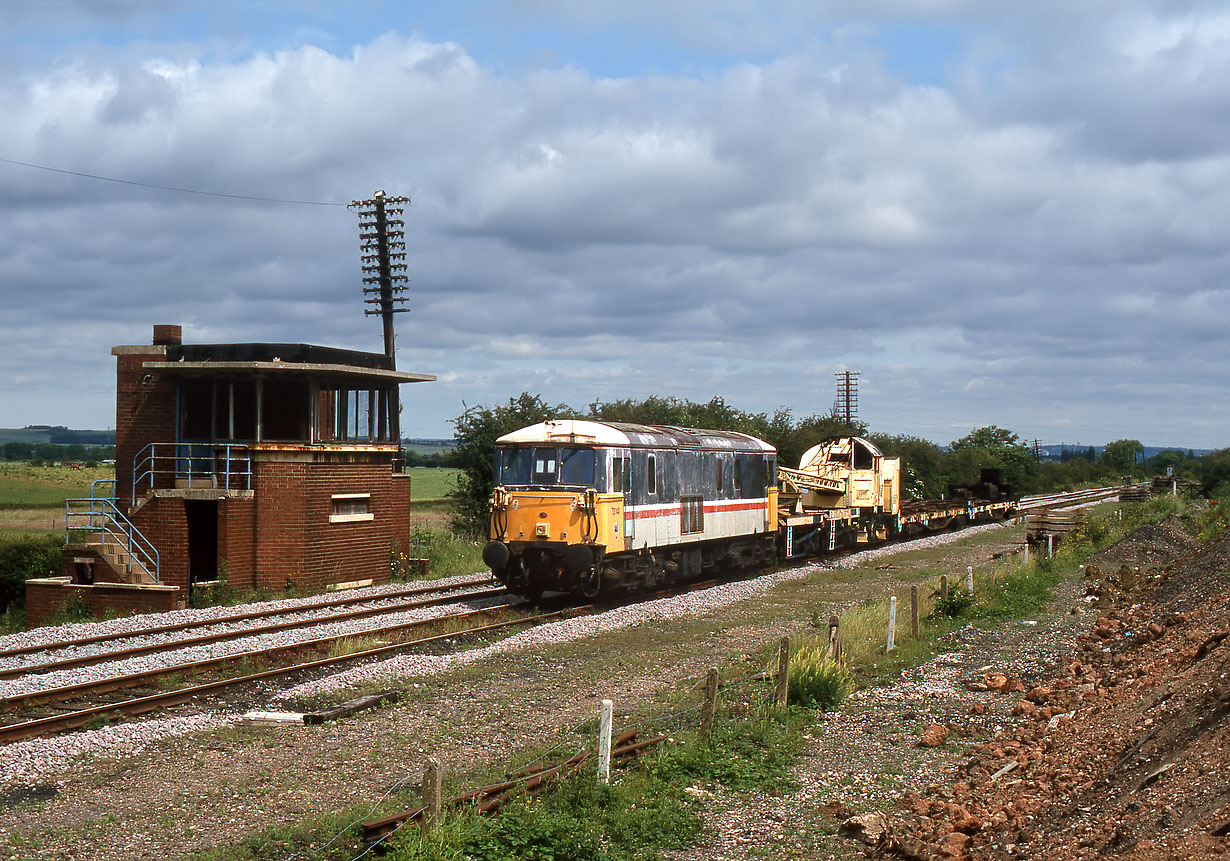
[946,425,1034,490]
[1146,449,1190,477]
[868,433,944,500]
[1101,439,1144,475]
[1198,448,1230,497]
[449,393,575,533]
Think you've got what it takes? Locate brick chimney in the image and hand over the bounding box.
[152,324,182,346]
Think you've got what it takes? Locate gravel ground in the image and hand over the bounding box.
[0,573,491,656]
[0,520,1059,859]
[0,588,512,700]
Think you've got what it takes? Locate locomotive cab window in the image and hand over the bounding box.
[495,446,594,488]
[531,451,558,484]
[611,456,628,493]
[647,455,656,495]
[558,448,594,486]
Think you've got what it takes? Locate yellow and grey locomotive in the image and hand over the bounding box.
[482,419,778,599]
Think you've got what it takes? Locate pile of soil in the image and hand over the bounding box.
[870,526,1230,859]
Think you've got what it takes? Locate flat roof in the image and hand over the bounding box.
[142,360,434,384]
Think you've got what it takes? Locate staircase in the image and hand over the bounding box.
[65,481,160,584]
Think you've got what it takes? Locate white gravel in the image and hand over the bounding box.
[280,522,1018,701]
[0,713,234,789]
[0,521,1023,790]
[0,572,493,657]
[0,588,513,700]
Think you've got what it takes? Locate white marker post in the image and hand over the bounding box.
[966,565,974,594]
[887,595,898,652]
[597,699,613,784]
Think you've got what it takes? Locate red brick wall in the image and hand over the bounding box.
[130,496,189,588]
[218,496,257,590]
[114,347,175,507]
[391,473,412,557]
[250,455,402,591]
[24,579,182,629]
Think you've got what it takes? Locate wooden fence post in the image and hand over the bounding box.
[702,667,719,736]
[887,595,897,653]
[910,585,919,638]
[939,574,948,599]
[775,636,791,708]
[826,616,840,661]
[422,757,441,830]
[597,699,613,784]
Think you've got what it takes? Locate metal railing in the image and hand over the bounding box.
[132,442,251,504]
[65,481,160,583]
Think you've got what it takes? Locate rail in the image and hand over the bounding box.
[132,442,251,504]
[1015,485,1135,512]
[64,496,160,584]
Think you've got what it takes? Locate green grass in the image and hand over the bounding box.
[399,525,486,579]
[826,498,1188,688]
[0,462,115,509]
[186,699,812,861]
[404,468,458,502]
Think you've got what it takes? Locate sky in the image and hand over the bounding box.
[1,1,1227,450]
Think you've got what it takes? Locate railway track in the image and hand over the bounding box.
[1016,485,1134,511]
[0,601,591,745]
[0,581,507,681]
[1,484,1137,748]
[0,574,496,664]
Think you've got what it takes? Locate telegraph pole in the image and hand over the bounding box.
[835,370,860,428]
[350,191,410,455]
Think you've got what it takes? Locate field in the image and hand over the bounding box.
[0,462,113,507]
[0,462,458,534]
[404,466,458,501]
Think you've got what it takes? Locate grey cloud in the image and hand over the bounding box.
[2,13,1228,447]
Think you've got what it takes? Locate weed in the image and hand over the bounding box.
[396,526,486,580]
[47,594,95,626]
[930,586,974,620]
[326,635,384,658]
[787,643,853,710]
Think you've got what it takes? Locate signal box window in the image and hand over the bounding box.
[330,493,373,523]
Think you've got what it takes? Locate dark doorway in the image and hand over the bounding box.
[185,500,218,588]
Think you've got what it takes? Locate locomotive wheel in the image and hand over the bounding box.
[578,566,602,599]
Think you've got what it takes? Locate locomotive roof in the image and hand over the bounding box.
[496,419,775,453]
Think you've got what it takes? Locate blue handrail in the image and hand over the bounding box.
[64,496,160,584]
[132,442,251,504]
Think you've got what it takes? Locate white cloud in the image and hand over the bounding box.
[0,6,1228,448]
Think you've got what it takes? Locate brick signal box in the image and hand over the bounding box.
[25,325,434,626]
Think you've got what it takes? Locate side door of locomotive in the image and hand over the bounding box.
[614,449,633,550]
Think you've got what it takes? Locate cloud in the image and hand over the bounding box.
[1,6,1228,448]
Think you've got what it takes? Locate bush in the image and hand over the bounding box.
[929,586,974,620]
[788,644,853,710]
[0,533,62,613]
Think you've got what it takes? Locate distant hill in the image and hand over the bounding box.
[0,426,116,445]
[1038,443,1215,462]
[402,438,454,454]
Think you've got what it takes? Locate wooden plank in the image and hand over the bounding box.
[302,690,399,725]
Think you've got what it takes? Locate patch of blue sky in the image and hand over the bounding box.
[865,21,967,86]
[0,1,799,79]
